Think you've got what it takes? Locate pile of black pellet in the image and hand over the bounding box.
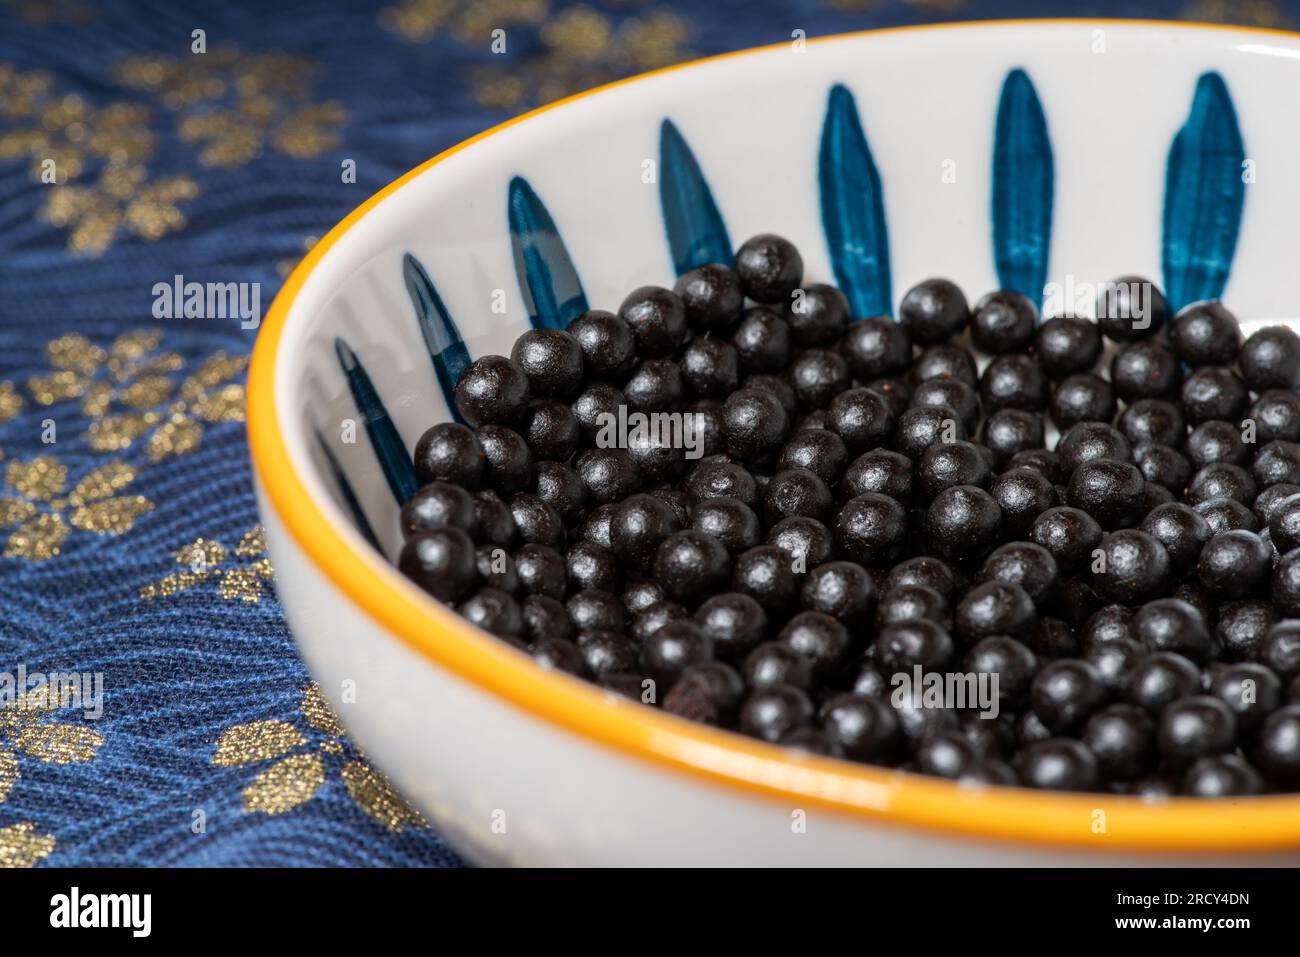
[395,232,1300,797]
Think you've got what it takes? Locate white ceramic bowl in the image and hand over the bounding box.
[250,20,1300,865]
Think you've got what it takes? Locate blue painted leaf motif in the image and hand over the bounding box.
[313,425,383,553]
[992,68,1053,309]
[659,119,732,275]
[334,337,419,504]
[1162,72,1245,312]
[819,84,892,318]
[508,176,589,329]
[403,252,470,423]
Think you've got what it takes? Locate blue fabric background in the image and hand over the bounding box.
[0,0,1293,867]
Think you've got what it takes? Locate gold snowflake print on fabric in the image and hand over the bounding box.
[212,684,426,831]
[115,46,347,169]
[0,684,106,867]
[380,0,549,44]
[0,457,152,560]
[41,165,199,256]
[140,524,274,603]
[0,822,56,868]
[1,0,99,27]
[0,65,152,182]
[0,382,22,423]
[1180,0,1291,28]
[27,330,247,463]
[478,5,693,109]
[0,61,199,255]
[381,1,692,110]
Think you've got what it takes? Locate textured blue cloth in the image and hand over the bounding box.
[0,0,1293,868]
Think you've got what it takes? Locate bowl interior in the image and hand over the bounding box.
[254,21,1300,850]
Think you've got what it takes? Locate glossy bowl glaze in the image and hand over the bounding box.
[249,20,1300,864]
